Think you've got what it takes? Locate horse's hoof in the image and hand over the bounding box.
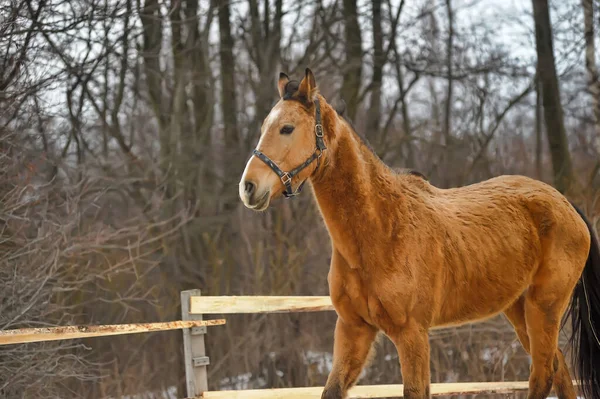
[321,385,344,399]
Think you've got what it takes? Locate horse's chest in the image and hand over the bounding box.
[330,267,409,332]
[329,221,388,271]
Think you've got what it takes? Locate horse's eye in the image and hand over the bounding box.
[280,125,294,135]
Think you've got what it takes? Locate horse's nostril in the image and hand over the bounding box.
[244,181,256,196]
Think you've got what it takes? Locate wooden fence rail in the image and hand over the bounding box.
[0,319,225,346]
[199,381,537,399]
[189,295,333,314]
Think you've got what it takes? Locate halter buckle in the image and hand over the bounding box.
[316,147,324,159]
[281,173,292,186]
[315,124,324,138]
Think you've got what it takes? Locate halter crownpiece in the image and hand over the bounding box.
[252,98,327,198]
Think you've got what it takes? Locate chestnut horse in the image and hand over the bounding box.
[238,68,600,399]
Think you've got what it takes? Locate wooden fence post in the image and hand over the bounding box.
[181,289,209,397]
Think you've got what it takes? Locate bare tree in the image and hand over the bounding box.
[531,0,576,194]
[0,0,597,396]
[341,0,363,121]
[443,0,454,147]
[366,0,384,139]
[219,1,239,150]
[535,72,544,180]
[245,0,283,127]
[582,0,600,182]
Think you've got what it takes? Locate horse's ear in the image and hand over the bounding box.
[298,68,317,104]
[277,72,290,98]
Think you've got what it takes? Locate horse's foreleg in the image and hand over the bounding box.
[321,318,377,399]
[391,319,431,399]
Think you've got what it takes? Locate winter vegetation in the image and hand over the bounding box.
[0,0,598,397]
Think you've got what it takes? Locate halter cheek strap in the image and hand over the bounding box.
[252,99,327,198]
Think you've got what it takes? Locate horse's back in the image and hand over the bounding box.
[435,175,576,228]
[418,175,589,326]
[432,174,588,257]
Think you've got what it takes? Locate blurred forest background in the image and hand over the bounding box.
[1,0,599,397]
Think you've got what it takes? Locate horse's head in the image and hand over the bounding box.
[239,68,326,211]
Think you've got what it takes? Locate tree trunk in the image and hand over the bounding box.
[187,0,213,147]
[390,26,416,167]
[531,0,575,194]
[438,0,454,187]
[582,0,600,162]
[443,0,454,147]
[398,66,415,168]
[140,0,176,198]
[366,0,383,139]
[140,0,165,129]
[219,0,238,150]
[248,0,282,130]
[341,0,363,121]
[219,0,242,211]
[535,73,543,180]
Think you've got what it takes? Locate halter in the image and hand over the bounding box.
[252,99,327,198]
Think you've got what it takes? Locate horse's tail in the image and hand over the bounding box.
[567,204,600,399]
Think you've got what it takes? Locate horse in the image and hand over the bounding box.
[238,68,600,399]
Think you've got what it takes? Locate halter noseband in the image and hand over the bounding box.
[252,99,327,198]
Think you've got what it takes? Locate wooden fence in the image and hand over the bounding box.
[182,292,549,399]
[0,292,556,398]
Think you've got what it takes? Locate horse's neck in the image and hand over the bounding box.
[310,111,402,258]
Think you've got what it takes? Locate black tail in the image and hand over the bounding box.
[567,205,600,399]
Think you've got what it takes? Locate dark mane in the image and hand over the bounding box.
[282,80,300,100]
[394,168,428,180]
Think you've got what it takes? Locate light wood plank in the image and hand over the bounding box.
[0,319,226,346]
[190,296,334,314]
[200,381,550,398]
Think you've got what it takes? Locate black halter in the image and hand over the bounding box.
[252,99,327,198]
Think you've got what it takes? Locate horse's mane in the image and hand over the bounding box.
[334,103,428,181]
[281,80,427,181]
[334,104,377,155]
[282,80,301,100]
[394,168,428,180]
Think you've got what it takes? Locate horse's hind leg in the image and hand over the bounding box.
[523,281,576,399]
[504,296,576,399]
[551,350,575,399]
